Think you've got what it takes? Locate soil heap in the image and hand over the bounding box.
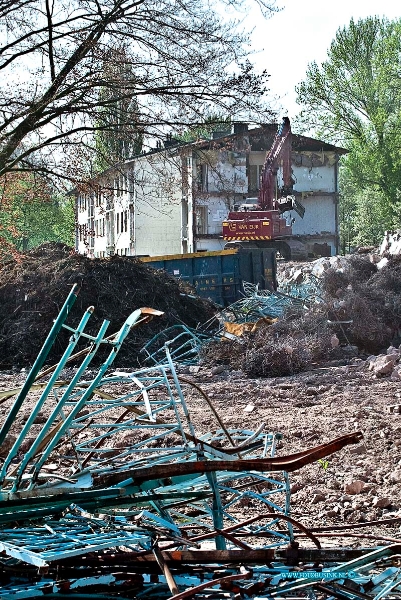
[0,243,216,368]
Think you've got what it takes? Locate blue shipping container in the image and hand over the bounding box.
[141,248,277,306]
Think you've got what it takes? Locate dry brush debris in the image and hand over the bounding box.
[0,243,216,368]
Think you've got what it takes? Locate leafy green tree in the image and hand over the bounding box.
[339,166,392,251]
[15,197,75,251]
[0,174,74,257]
[296,16,401,247]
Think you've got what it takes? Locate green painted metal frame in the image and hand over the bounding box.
[3,289,371,600]
[0,284,79,446]
[141,324,214,366]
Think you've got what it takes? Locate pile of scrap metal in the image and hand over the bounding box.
[141,324,216,366]
[140,276,322,356]
[216,277,321,341]
[0,285,400,599]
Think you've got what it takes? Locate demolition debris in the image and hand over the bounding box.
[1,285,398,600]
[1,242,401,597]
[200,253,401,377]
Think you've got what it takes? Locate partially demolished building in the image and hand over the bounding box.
[76,125,347,259]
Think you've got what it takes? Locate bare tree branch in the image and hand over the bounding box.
[0,0,278,181]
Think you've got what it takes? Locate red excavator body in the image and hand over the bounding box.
[222,209,292,242]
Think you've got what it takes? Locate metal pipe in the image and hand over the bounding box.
[93,432,364,487]
[167,570,251,600]
[152,543,180,596]
[177,376,239,452]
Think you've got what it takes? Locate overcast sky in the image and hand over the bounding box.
[244,0,400,119]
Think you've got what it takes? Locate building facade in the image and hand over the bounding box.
[76,125,347,258]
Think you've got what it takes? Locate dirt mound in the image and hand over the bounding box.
[0,243,216,368]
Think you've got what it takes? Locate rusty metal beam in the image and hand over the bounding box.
[93,432,363,487]
[56,548,276,565]
[51,546,373,568]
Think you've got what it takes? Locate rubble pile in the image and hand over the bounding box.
[201,253,401,377]
[0,243,216,368]
[321,255,401,353]
[3,245,401,376]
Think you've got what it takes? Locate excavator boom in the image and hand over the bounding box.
[259,116,292,210]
